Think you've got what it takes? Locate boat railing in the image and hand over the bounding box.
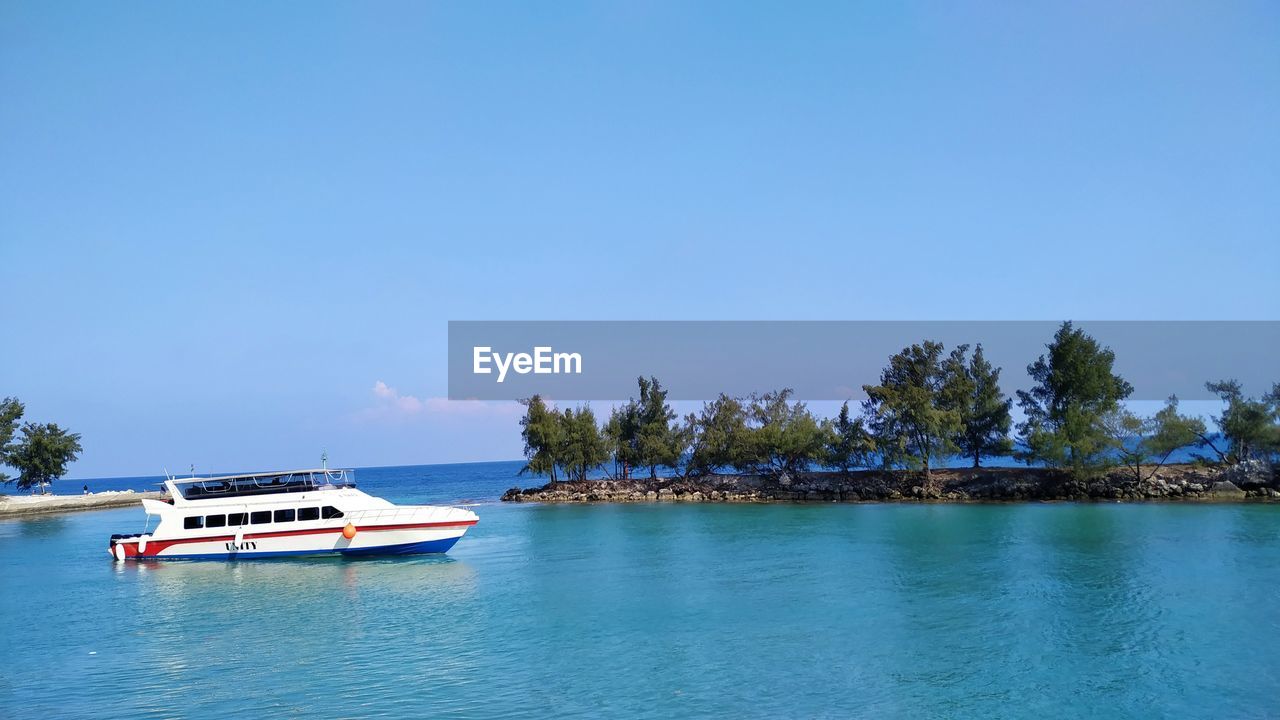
[176,469,357,501]
[344,506,451,525]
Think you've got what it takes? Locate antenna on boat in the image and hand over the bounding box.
[189,464,195,478]
[322,451,328,470]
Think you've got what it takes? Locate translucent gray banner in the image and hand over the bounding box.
[447,321,1279,401]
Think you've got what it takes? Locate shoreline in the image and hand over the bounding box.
[0,490,163,519]
[503,464,1280,504]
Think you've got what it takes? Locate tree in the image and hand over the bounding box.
[824,400,875,476]
[604,402,641,479]
[940,344,1013,468]
[633,377,687,478]
[602,377,688,479]
[0,397,24,484]
[1197,380,1279,464]
[684,394,749,477]
[1106,396,1206,484]
[556,406,608,482]
[5,422,83,492]
[1016,322,1133,477]
[862,341,961,482]
[519,395,563,481]
[1268,383,1280,465]
[739,389,829,477]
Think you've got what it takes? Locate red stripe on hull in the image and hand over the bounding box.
[112,519,477,557]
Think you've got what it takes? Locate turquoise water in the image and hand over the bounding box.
[3,463,1279,718]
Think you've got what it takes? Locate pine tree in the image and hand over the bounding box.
[740,389,828,477]
[941,344,1013,468]
[634,377,686,479]
[5,422,82,492]
[824,400,875,475]
[0,397,24,485]
[519,395,562,482]
[862,341,961,483]
[556,406,608,481]
[684,394,749,477]
[1198,380,1278,464]
[1016,322,1133,476]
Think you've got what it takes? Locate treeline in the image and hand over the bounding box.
[0,397,83,492]
[519,322,1280,484]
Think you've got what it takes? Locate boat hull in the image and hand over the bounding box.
[109,520,475,560]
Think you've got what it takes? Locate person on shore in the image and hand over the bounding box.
[82,484,89,495]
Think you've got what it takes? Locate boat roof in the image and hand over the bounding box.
[172,468,351,484]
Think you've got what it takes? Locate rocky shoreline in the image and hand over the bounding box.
[503,464,1280,504]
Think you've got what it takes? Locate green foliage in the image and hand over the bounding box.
[1016,322,1133,477]
[633,377,687,478]
[525,393,650,482]
[1147,396,1209,462]
[1199,380,1279,464]
[824,400,875,475]
[862,341,961,480]
[6,422,83,491]
[739,389,829,477]
[603,406,637,478]
[519,395,563,481]
[0,397,24,484]
[1106,396,1206,483]
[556,405,608,481]
[940,344,1013,467]
[684,394,749,477]
[604,377,689,479]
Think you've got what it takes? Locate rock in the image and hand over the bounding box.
[1216,459,1274,489]
[1208,481,1246,498]
[777,472,792,487]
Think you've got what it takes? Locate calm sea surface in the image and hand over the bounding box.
[2,461,1278,719]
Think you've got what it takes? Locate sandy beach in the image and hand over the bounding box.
[0,490,163,518]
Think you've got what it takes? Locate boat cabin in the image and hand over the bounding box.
[167,469,356,502]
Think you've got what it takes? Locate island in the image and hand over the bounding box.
[505,324,1279,504]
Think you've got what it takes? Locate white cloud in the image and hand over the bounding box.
[372,380,424,414]
[359,380,522,423]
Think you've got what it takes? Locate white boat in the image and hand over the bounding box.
[108,468,477,560]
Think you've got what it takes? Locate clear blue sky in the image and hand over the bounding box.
[1,1,1277,478]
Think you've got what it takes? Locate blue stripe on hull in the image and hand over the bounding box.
[340,536,462,556]
[142,536,463,560]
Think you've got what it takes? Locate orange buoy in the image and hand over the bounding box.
[342,523,357,540]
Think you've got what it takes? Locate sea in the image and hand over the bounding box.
[2,460,1277,719]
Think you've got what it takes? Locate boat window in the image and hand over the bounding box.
[298,507,320,521]
[250,511,271,524]
[321,505,344,519]
[227,512,247,526]
[205,514,227,528]
[274,509,296,523]
[183,516,204,530]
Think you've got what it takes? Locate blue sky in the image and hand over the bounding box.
[1,1,1277,478]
